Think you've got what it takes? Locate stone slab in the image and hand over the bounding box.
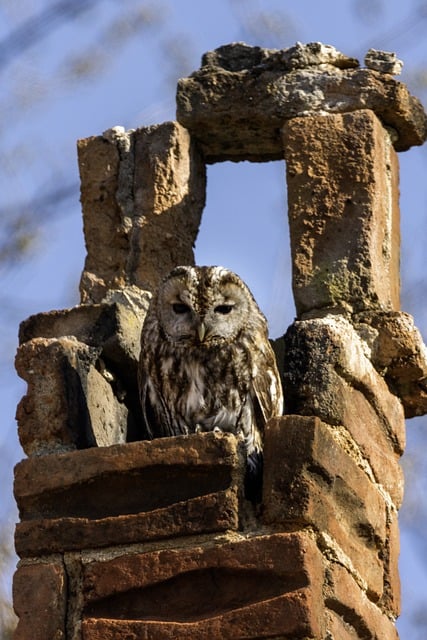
[176,43,427,161]
[282,110,400,316]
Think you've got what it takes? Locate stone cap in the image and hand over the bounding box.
[176,42,427,161]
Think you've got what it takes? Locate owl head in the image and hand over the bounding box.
[153,265,267,346]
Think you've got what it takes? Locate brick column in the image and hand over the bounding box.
[13,42,427,639]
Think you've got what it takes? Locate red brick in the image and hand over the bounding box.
[80,533,325,639]
[14,433,242,557]
[15,491,238,557]
[13,561,66,640]
[325,563,399,640]
[263,416,387,600]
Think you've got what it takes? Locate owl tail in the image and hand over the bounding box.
[244,450,263,503]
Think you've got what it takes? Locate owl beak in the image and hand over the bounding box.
[197,322,206,343]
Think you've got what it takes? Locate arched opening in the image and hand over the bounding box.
[195,160,294,338]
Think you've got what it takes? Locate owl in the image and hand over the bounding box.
[138,265,283,498]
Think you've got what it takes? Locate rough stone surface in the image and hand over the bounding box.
[15,336,131,455]
[19,295,149,410]
[176,43,427,161]
[13,561,67,640]
[14,433,243,556]
[365,48,403,76]
[15,337,96,455]
[263,416,388,601]
[325,564,399,640]
[282,110,400,316]
[79,533,324,640]
[282,316,405,505]
[79,121,206,302]
[356,310,427,417]
[12,38,427,640]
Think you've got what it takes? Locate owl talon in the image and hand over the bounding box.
[195,424,202,433]
[213,426,223,434]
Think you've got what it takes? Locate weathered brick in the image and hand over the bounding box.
[282,315,406,475]
[80,532,324,640]
[18,296,150,386]
[283,110,400,316]
[325,610,361,639]
[13,561,66,640]
[78,133,125,302]
[325,563,399,640]
[14,433,242,556]
[263,416,387,600]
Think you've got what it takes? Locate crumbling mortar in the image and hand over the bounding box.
[318,532,368,596]
[64,552,84,640]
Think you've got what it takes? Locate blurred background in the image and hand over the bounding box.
[1,1,426,637]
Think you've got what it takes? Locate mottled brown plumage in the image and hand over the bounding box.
[138,265,283,489]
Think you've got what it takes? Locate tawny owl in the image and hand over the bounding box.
[138,265,283,497]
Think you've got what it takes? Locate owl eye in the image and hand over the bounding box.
[172,303,191,314]
[214,304,234,315]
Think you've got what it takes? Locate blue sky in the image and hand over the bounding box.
[1,1,426,636]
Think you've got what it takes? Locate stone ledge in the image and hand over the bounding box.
[176,43,427,161]
[14,433,243,557]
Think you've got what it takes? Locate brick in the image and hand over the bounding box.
[282,315,406,474]
[79,122,206,302]
[177,43,427,161]
[79,532,324,639]
[15,337,93,454]
[283,110,400,316]
[325,564,399,640]
[13,561,66,640]
[325,610,360,639]
[15,492,238,557]
[14,433,242,556]
[263,416,387,600]
[131,122,206,291]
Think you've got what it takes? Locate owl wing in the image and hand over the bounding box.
[138,361,176,439]
[251,342,283,426]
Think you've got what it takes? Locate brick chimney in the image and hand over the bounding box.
[13,43,427,639]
